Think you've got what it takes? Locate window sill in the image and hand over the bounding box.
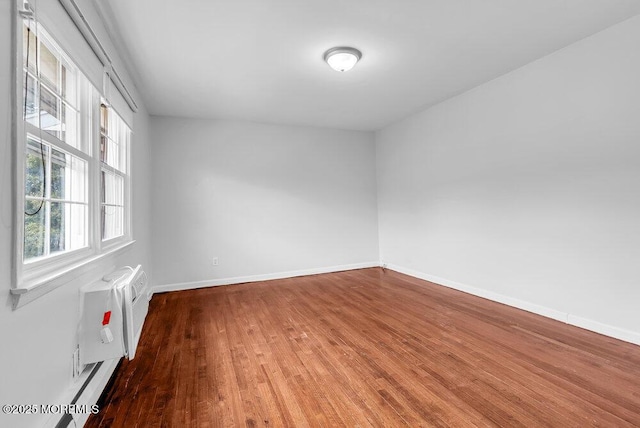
[10,240,136,309]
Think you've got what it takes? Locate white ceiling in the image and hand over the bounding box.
[102,0,640,131]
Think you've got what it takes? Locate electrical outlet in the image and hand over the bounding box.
[212,257,219,266]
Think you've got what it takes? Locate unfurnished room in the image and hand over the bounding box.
[1,0,640,427]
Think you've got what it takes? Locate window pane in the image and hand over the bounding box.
[70,156,87,202]
[61,101,77,146]
[101,170,124,205]
[24,74,39,126]
[100,105,129,172]
[106,137,120,170]
[68,203,88,250]
[61,66,67,100]
[101,205,123,240]
[49,202,87,254]
[100,103,108,135]
[49,201,65,253]
[117,122,128,173]
[51,149,87,202]
[51,149,65,200]
[38,85,78,145]
[40,85,60,137]
[40,40,59,94]
[100,134,107,163]
[61,62,76,104]
[24,200,46,259]
[76,80,93,155]
[22,23,37,73]
[25,138,47,198]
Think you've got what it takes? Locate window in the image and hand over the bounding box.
[22,20,90,264]
[17,17,132,291]
[23,138,88,260]
[100,103,129,241]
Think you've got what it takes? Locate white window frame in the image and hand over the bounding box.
[98,101,132,247]
[11,6,133,308]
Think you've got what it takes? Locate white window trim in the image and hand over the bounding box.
[98,100,132,248]
[10,5,133,309]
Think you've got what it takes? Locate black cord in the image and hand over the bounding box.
[24,25,46,217]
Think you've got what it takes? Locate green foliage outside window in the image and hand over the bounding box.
[23,141,66,260]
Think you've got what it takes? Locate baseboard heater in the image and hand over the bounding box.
[50,358,120,428]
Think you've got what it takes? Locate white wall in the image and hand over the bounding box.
[0,1,153,427]
[151,117,379,288]
[376,15,640,343]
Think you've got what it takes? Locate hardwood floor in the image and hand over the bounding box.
[85,268,640,427]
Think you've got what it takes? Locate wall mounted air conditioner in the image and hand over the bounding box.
[79,265,151,365]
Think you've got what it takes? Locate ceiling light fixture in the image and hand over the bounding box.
[323,47,362,72]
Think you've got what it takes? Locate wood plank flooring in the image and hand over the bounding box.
[85,268,640,427]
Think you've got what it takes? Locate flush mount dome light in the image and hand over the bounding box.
[324,47,362,72]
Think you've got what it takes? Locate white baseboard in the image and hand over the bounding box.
[152,261,380,294]
[567,314,640,346]
[386,263,640,346]
[43,357,120,428]
[73,358,120,427]
[152,261,640,346]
